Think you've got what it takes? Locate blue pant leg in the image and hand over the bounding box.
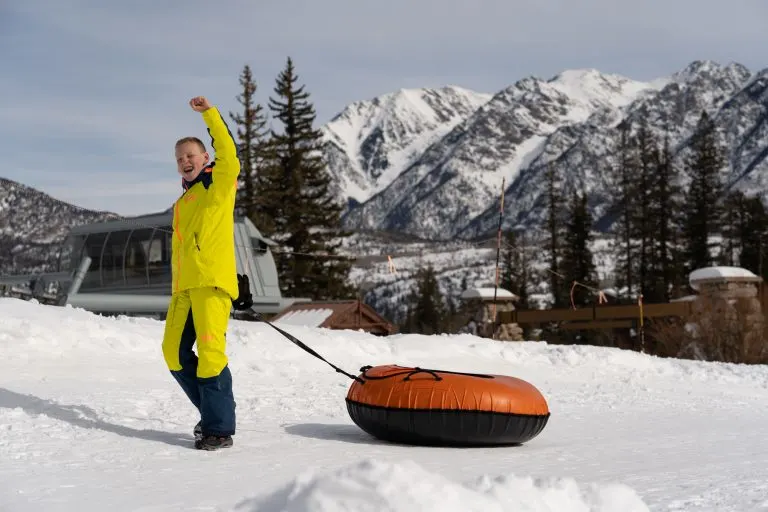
[189,287,236,437]
[171,310,202,411]
[198,363,235,436]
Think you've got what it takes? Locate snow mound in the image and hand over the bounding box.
[688,265,761,290]
[232,459,649,512]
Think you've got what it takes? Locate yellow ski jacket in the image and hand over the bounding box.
[171,107,240,300]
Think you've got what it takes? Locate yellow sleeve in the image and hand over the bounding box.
[201,106,240,185]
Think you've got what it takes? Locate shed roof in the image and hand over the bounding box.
[460,287,518,301]
[272,300,397,335]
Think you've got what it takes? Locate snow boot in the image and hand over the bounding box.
[195,435,233,450]
[194,421,202,440]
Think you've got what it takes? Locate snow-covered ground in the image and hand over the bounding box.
[1,297,767,511]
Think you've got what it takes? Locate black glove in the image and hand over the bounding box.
[232,273,253,311]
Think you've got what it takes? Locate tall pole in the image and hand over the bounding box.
[491,177,506,339]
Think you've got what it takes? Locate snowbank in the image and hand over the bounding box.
[233,459,649,512]
[2,297,768,511]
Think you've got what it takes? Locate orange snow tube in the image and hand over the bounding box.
[346,365,550,446]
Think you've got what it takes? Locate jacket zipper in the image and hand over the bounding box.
[194,233,201,251]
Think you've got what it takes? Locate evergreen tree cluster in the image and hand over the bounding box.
[401,265,447,335]
[461,109,768,347]
[606,110,768,302]
[228,58,354,301]
[538,162,600,311]
[438,108,768,351]
[396,165,601,336]
[523,109,768,316]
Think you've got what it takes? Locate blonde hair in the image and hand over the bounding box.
[175,137,206,152]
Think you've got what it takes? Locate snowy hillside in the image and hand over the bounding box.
[2,298,767,511]
[340,68,661,238]
[322,85,492,205]
[342,231,618,323]
[461,60,756,239]
[0,177,116,274]
[332,60,768,240]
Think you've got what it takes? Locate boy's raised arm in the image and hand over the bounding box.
[189,96,240,181]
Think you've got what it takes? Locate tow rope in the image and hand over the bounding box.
[232,273,364,384]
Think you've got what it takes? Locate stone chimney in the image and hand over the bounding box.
[688,266,764,357]
[459,286,523,341]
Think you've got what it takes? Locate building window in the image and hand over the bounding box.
[147,228,172,285]
[80,233,107,291]
[101,230,131,288]
[124,228,152,286]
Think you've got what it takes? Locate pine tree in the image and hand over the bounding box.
[609,120,640,301]
[408,265,446,334]
[500,229,533,338]
[265,57,354,300]
[682,111,726,273]
[737,194,768,280]
[632,119,658,298]
[561,190,597,307]
[500,230,531,309]
[648,130,684,301]
[443,279,458,329]
[544,163,566,307]
[229,64,269,225]
[720,190,745,266]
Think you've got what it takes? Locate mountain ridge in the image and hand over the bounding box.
[321,85,492,207]
[0,177,117,273]
[328,59,766,241]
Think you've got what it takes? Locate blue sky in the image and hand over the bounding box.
[2,0,767,216]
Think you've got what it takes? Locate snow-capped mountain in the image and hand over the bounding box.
[0,178,116,273]
[460,60,756,239]
[331,60,767,241]
[321,86,492,206]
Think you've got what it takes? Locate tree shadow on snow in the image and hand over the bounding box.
[0,387,194,448]
[284,422,390,446]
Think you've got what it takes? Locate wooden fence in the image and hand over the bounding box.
[496,300,693,331]
[493,279,768,333]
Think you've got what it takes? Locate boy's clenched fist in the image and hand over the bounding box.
[189,96,212,112]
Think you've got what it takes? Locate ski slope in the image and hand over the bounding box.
[1,298,767,511]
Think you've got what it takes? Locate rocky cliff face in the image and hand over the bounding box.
[321,85,492,208]
[0,178,116,273]
[328,60,766,241]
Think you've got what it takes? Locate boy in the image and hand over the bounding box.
[161,96,240,450]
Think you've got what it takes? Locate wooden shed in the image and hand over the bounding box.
[271,300,398,336]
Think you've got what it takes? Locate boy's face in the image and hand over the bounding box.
[175,142,209,181]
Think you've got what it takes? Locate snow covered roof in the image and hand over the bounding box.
[270,300,398,335]
[688,266,761,291]
[460,287,518,301]
[274,308,334,327]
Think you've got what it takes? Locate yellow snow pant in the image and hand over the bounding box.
[162,286,232,379]
[162,286,236,436]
